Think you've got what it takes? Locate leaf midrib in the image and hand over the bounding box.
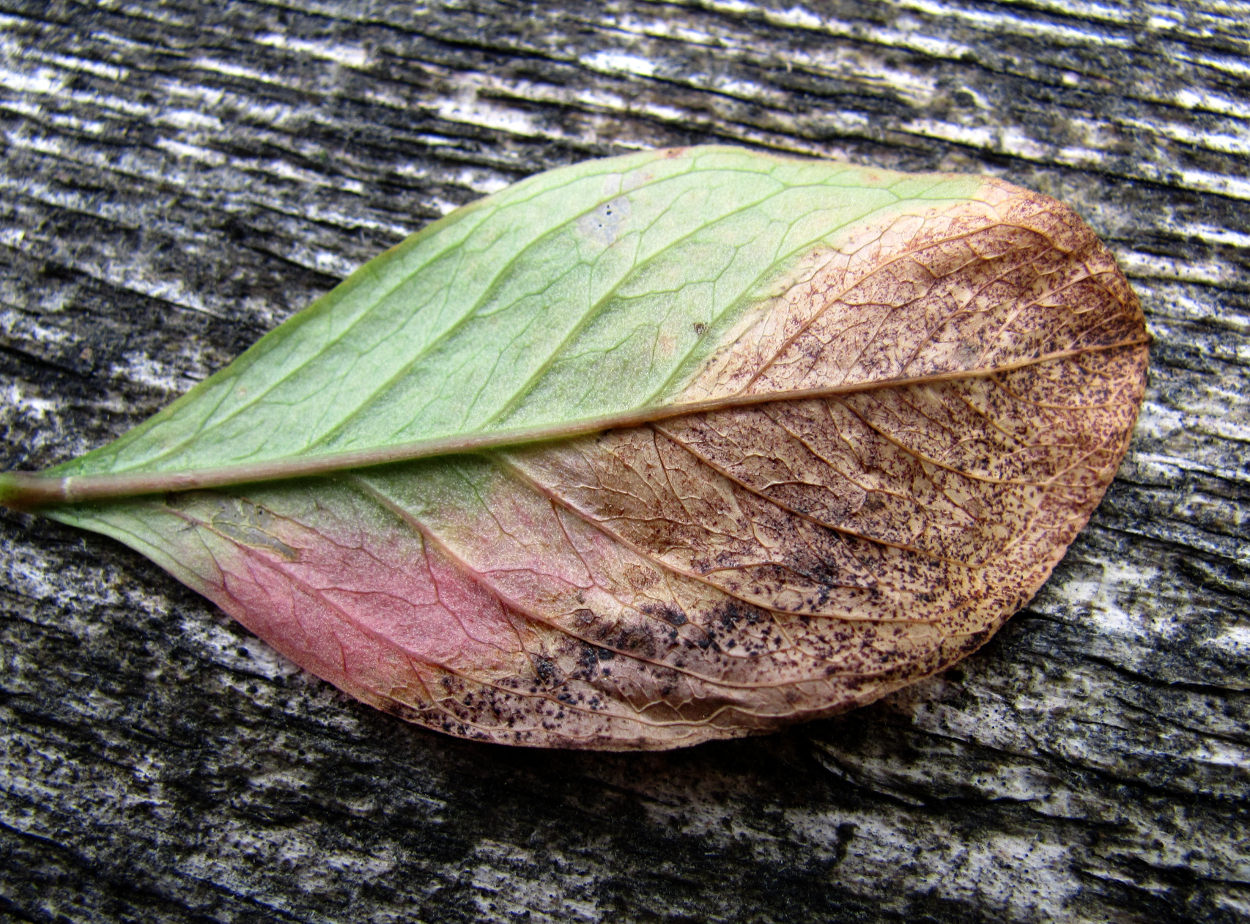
[6,338,1149,508]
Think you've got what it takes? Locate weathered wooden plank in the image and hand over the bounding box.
[2,1,1247,921]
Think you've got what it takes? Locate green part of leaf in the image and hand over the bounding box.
[46,147,982,490]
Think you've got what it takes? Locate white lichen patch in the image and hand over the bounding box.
[1042,561,1179,654]
[434,80,541,138]
[253,33,369,69]
[581,50,657,78]
[158,107,224,132]
[0,57,66,96]
[110,352,201,395]
[901,0,1134,45]
[153,137,227,166]
[770,5,824,29]
[462,840,604,923]
[784,808,1079,920]
[1174,86,1250,119]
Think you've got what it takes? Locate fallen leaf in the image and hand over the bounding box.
[1,147,1148,749]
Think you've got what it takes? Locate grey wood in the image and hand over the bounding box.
[1,1,1246,921]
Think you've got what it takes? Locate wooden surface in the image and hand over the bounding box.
[1,1,1247,921]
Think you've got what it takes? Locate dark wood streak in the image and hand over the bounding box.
[1,1,1246,922]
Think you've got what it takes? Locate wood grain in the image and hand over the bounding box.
[2,1,1247,921]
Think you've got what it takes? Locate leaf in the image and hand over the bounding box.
[1,146,1148,749]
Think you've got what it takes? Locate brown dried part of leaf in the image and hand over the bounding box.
[436,181,1149,748]
[685,179,1145,402]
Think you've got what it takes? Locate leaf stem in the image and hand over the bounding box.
[0,472,70,510]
